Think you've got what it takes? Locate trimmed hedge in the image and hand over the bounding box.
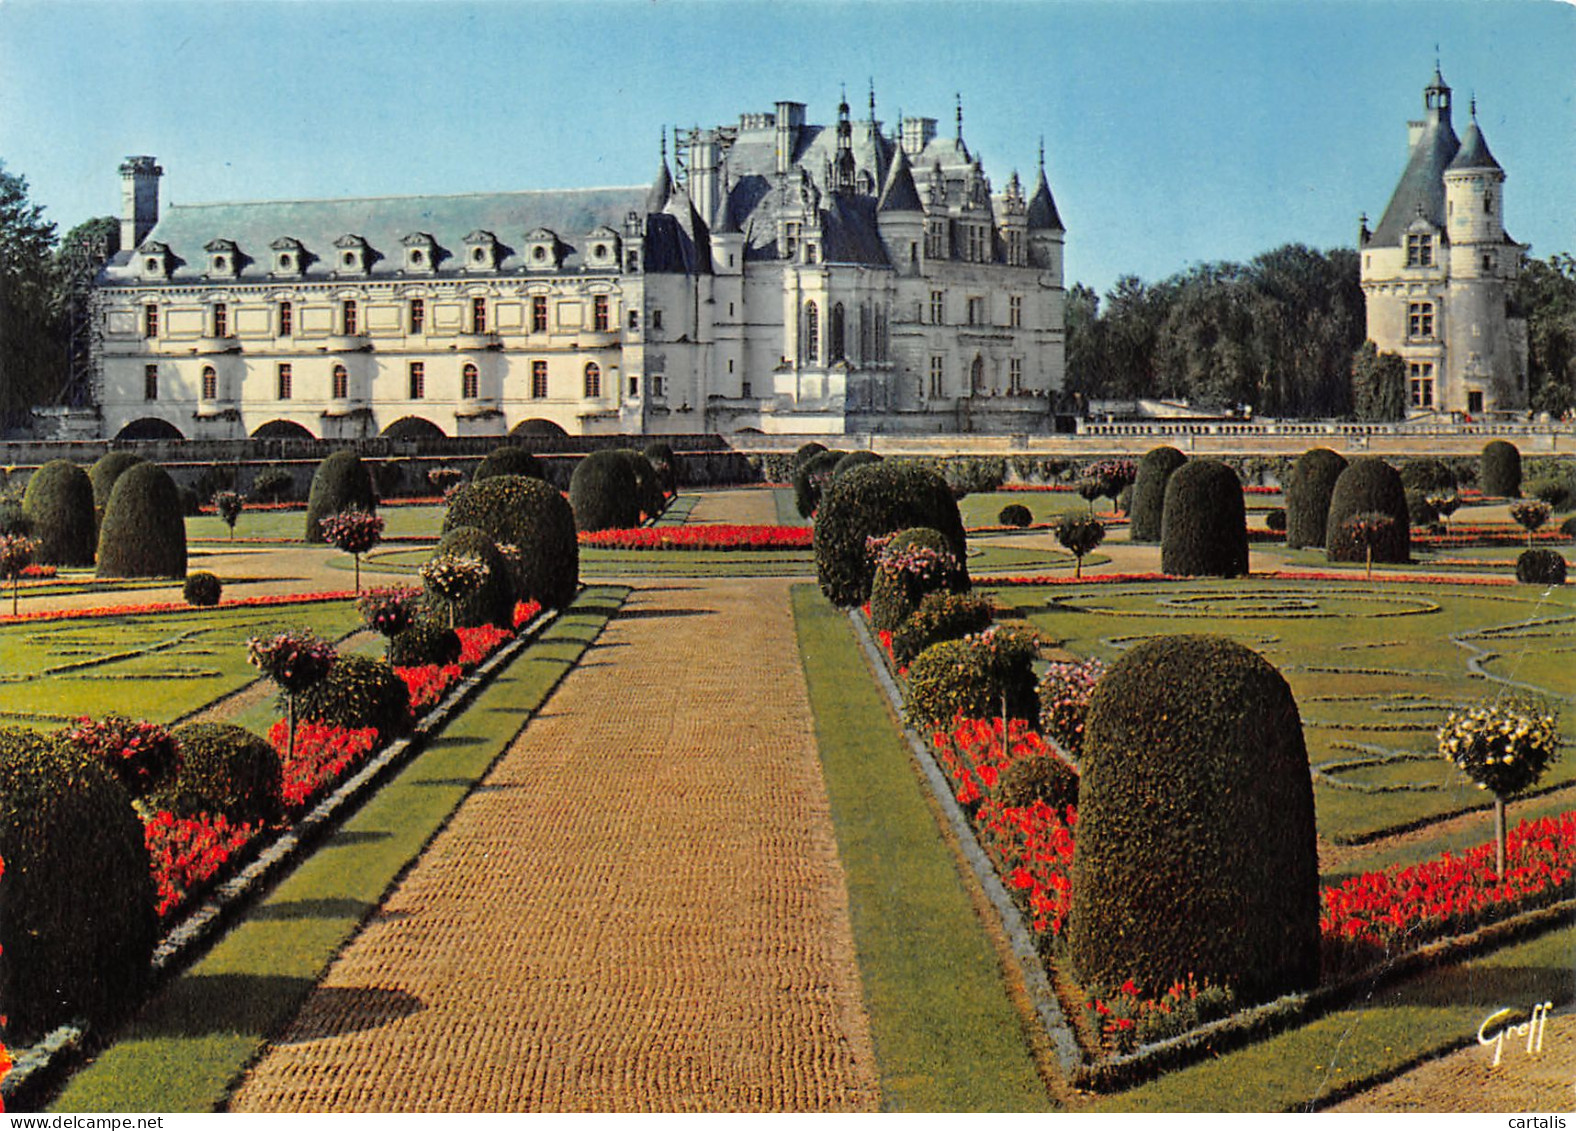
[1285,448,1347,550]
[1128,446,1187,543]
[168,722,283,825]
[184,571,222,607]
[814,460,967,608]
[998,503,1033,528]
[388,618,463,667]
[1159,459,1248,578]
[1070,635,1320,1005]
[868,526,968,633]
[794,449,845,518]
[443,474,578,609]
[643,441,679,493]
[422,526,515,628]
[569,449,641,532]
[304,451,377,543]
[0,728,157,1044]
[1516,549,1568,586]
[22,459,96,566]
[889,591,993,668]
[96,462,188,578]
[293,654,413,739]
[1326,458,1411,564]
[473,444,543,483]
[88,451,145,522]
[1481,440,1522,498]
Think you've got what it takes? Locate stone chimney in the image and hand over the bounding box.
[119,156,163,251]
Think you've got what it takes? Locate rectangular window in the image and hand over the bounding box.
[277,363,292,400]
[144,304,158,338]
[1405,234,1434,268]
[1408,361,1434,408]
[1009,358,1023,393]
[531,296,548,333]
[929,356,945,399]
[930,291,944,324]
[651,309,663,330]
[212,303,228,338]
[1408,302,1435,339]
[531,360,548,399]
[1009,296,1023,328]
[593,295,610,331]
[471,297,487,334]
[408,362,425,399]
[143,364,158,401]
[652,375,665,398]
[278,301,293,337]
[627,309,640,331]
[409,298,425,334]
[966,297,984,326]
[342,300,358,335]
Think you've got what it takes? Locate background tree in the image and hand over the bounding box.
[1350,341,1408,421]
[1512,253,1576,417]
[0,163,61,425]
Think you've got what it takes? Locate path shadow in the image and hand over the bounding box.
[615,607,717,620]
[322,830,392,848]
[138,973,317,1038]
[1375,962,1575,1009]
[251,897,371,922]
[274,985,426,1044]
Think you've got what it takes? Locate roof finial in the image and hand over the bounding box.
[1470,93,1477,120]
[1038,135,1045,170]
[660,125,667,162]
[868,78,876,123]
[955,93,963,140]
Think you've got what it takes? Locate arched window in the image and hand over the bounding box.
[804,301,819,363]
[201,366,217,400]
[970,355,985,394]
[583,362,601,398]
[462,363,479,400]
[332,365,349,400]
[858,305,870,363]
[831,303,846,362]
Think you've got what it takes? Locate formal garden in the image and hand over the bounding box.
[0,436,1571,1111]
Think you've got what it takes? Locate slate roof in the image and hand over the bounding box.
[1370,115,1460,246]
[101,187,647,284]
[877,145,923,213]
[1026,167,1064,232]
[1448,120,1502,172]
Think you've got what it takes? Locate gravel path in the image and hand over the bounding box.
[685,489,780,526]
[228,577,879,1112]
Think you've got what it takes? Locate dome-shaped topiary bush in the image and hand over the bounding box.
[793,449,845,518]
[643,441,679,493]
[293,654,413,739]
[620,449,667,521]
[1069,635,1319,1005]
[389,618,463,667]
[792,441,829,472]
[833,450,883,479]
[1128,446,1188,544]
[868,526,969,632]
[96,462,188,578]
[1160,459,1248,578]
[0,728,157,1043]
[815,460,967,608]
[168,723,283,825]
[1325,458,1410,564]
[22,459,96,566]
[1516,549,1568,585]
[995,751,1079,813]
[889,592,993,669]
[443,474,578,609]
[473,444,543,483]
[304,451,378,543]
[88,451,145,524]
[1481,440,1522,498]
[1265,508,1287,533]
[184,570,223,607]
[569,449,641,532]
[422,526,515,628]
[998,503,1033,528]
[1285,448,1348,549]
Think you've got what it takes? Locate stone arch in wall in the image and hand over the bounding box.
[115,417,186,441]
[381,416,447,440]
[511,418,569,438]
[251,419,316,440]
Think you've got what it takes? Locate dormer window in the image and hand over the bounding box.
[584,227,620,269]
[401,232,438,273]
[464,230,501,272]
[204,239,241,279]
[139,242,173,280]
[334,234,372,275]
[270,237,306,277]
[524,228,562,271]
[1405,232,1434,268]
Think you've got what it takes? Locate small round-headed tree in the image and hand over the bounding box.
[1070,635,1319,1005]
[1128,447,1188,543]
[0,534,35,615]
[814,460,967,608]
[443,474,578,609]
[1439,697,1560,876]
[304,451,377,544]
[96,462,188,578]
[422,526,515,628]
[1160,459,1248,578]
[1481,440,1522,498]
[22,460,96,566]
[1285,447,1348,549]
[620,449,667,521]
[1342,512,1398,580]
[318,508,385,592]
[1055,514,1105,579]
[474,444,544,483]
[569,449,641,532]
[88,451,145,525]
[213,490,244,540]
[1325,458,1410,565]
[1509,499,1552,547]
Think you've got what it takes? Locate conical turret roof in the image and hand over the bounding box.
[877,144,924,213]
[1448,117,1502,172]
[1026,166,1063,231]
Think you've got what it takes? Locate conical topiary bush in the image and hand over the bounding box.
[22,459,96,566]
[305,451,377,543]
[96,462,187,578]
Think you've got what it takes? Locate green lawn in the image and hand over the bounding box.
[793,585,1054,1112]
[45,587,629,1114]
[988,578,1576,843]
[188,505,445,543]
[0,602,365,728]
[958,491,1094,528]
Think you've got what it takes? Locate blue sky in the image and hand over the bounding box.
[1,0,1571,299]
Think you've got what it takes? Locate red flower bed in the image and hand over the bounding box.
[1322,810,1576,974]
[1266,569,1514,587]
[978,572,1184,587]
[577,524,813,550]
[1415,527,1569,548]
[19,563,55,579]
[268,719,380,810]
[145,810,258,919]
[0,589,357,624]
[981,797,1078,938]
[511,599,543,628]
[396,663,465,713]
[1000,484,1078,493]
[455,623,513,666]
